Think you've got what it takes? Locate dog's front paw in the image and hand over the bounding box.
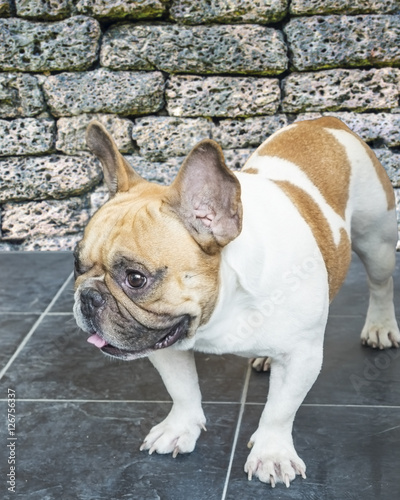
[140,410,206,458]
[361,317,400,349]
[244,437,306,488]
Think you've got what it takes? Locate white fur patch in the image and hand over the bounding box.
[243,152,347,245]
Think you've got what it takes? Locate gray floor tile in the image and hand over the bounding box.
[0,314,248,402]
[0,252,73,313]
[0,401,237,500]
[225,404,400,500]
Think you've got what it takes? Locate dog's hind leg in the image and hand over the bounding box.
[351,206,399,349]
[250,356,271,372]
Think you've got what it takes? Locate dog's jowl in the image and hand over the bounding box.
[74,117,399,487]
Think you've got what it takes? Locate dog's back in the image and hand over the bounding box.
[243,116,399,348]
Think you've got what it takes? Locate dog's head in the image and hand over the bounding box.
[73,122,242,360]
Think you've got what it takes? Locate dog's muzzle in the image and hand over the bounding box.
[77,286,191,361]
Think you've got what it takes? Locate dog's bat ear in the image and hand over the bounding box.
[167,139,243,254]
[86,121,145,196]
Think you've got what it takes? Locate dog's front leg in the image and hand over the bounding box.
[140,348,206,457]
[245,342,323,487]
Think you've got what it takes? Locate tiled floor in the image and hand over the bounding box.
[0,252,399,500]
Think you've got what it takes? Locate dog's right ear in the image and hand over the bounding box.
[86,121,145,197]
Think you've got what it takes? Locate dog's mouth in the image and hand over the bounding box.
[86,316,190,361]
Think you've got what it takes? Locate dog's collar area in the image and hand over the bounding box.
[86,316,190,360]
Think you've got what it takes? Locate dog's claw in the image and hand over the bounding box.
[201,423,207,432]
[139,442,147,452]
[247,469,253,481]
[270,475,276,488]
[389,333,399,348]
[291,460,307,479]
[172,446,179,458]
[247,440,254,449]
[284,474,290,488]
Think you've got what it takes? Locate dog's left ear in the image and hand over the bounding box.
[167,139,242,254]
[86,121,145,197]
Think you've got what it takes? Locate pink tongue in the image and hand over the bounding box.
[87,334,107,349]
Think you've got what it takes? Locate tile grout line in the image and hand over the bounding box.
[221,364,252,500]
[0,271,74,382]
[0,312,74,316]
[0,399,398,410]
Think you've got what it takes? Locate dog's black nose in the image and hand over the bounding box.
[80,288,105,316]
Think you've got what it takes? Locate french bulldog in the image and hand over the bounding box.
[74,117,399,488]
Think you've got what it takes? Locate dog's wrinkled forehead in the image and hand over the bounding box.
[74,188,203,283]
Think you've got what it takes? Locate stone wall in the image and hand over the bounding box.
[0,0,399,251]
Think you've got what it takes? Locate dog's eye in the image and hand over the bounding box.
[126,271,147,289]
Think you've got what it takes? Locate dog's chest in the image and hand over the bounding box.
[189,174,330,358]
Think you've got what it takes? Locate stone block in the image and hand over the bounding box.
[212,115,288,149]
[166,76,281,118]
[76,0,167,19]
[0,73,45,118]
[170,0,288,24]
[90,156,184,215]
[89,184,110,215]
[125,149,253,185]
[132,117,211,160]
[285,15,400,72]
[290,0,399,15]
[100,24,288,75]
[1,197,90,241]
[0,0,11,16]
[0,154,102,203]
[15,0,71,19]
[0,118,55,156]
[293,113,324,123]
[21,234,83,251]
[56,114,135,154]
[374,149,400,187]
[43,69,165,117]
[295,112,400,147]
[281,68,400,113]
[125,155,183,186]
[224,149,255,170]
[0,16,100,72]
[324,112,400,147]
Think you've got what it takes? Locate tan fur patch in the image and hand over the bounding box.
[365,148,395,210]
[274,180,351,301]
[258,118,351,219]
[290,116,394,211]
[243,167,259,174]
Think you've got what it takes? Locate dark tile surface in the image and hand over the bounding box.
[0,314,39,370]
[0,313,248,402]
[0,401,238,500]
[226,405,400,500]
[48,274,75,313]
[247,314,400,406]
[0,252,73,313]
[0,252,399,499]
